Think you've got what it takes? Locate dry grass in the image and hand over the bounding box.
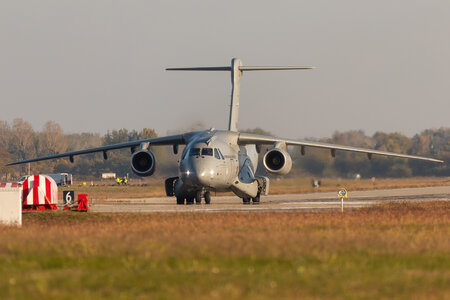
[0,201,449,299]
[269,176,450,194]
[62,176,450,200]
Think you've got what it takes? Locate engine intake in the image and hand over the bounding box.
[131,150,156,177]
[263,148,292,175]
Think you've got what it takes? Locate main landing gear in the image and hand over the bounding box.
[242,191,260,205]
[176,191,211,205]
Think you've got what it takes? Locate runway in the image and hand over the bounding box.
[91,185,450,213]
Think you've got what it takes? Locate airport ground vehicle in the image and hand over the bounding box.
[44,173,72,186]
[16,173,72,186]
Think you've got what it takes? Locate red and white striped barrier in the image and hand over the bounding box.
[0,175,58,211]
[0,183,19,188]
[22,175,58,211]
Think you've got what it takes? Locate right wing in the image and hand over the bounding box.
[238,132,444,164]
[6,134,186,166]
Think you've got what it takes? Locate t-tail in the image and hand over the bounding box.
[166,58,314,132]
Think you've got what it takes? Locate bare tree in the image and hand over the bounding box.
[0,120,11,151]
[38,121,67,155]
[9,118,35,161]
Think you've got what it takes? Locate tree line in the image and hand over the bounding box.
[0,118,448,180]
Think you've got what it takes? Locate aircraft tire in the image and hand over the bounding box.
[195,191,202,204]
[186,197,194,205]
[204,191,211,204]
[176,197,185,205]
[252,195,260,204]
[242,197,251,205]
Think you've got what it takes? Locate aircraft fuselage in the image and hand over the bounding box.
[174,130,260,201]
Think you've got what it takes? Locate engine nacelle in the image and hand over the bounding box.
[263,148,292,175]
[130,150,156,177]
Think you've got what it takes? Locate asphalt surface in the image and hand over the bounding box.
[90,186,450,213]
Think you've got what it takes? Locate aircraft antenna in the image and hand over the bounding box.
[166,58,314,132]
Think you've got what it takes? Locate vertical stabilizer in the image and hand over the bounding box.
[229,58,242,131]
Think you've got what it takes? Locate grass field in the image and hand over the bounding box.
[0,201,449,299]
[61,176,450,200]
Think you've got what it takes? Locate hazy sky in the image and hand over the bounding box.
[1,1,449,139]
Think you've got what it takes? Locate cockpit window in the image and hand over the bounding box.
[201,148,213,156]
[189,148,200,156]
[217,148,225,160]
[214,148,221,159]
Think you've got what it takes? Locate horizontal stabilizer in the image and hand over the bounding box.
[166,67,231,71]
[166,66,314,72]
[239,66,314,71]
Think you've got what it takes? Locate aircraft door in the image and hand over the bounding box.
[214,148,229,185]
[229,154,239,184]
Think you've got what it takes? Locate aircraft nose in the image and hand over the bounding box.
[185,157,215,186]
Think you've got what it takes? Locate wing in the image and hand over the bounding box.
[6,134,186,166]
[238,133,444,164]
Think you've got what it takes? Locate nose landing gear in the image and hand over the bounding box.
[195,191,202,205]
[176,190,211,205]
[242,192,260,205]
[204,191,211,204]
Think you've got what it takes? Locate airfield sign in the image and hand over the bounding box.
[338,188,348,213]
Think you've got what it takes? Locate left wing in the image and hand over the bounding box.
[238,132,444,164]
[6,134,186,166]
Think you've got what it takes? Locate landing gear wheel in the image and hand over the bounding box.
[252,194,260,204]
[176,197,185,205]
[186,197,194,205]
[242,197,251,205]
[195,191,202,205]
[204,191,211,204]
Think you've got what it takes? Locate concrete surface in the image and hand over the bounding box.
[90,186,450,213]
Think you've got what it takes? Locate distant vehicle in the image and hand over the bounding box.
[16,173,72,186]
[102,173,116,179]
[6,58,444,205]
[16,175,29,185]
[44,173,72,186]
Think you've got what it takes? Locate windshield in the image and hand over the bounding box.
[201,148,213,156]
[189,148,200,156]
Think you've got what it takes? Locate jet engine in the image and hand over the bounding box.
[263,148,292,175]
[131,149,156,177]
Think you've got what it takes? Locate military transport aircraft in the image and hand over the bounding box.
[7,58,444,205]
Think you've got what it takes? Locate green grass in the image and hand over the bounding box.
[2,254,448,299]
[1,202,449,299]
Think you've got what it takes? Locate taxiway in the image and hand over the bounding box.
[90,185,450,213]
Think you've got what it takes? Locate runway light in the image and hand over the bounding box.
[201,172,205,177]
[210,169,214,175]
